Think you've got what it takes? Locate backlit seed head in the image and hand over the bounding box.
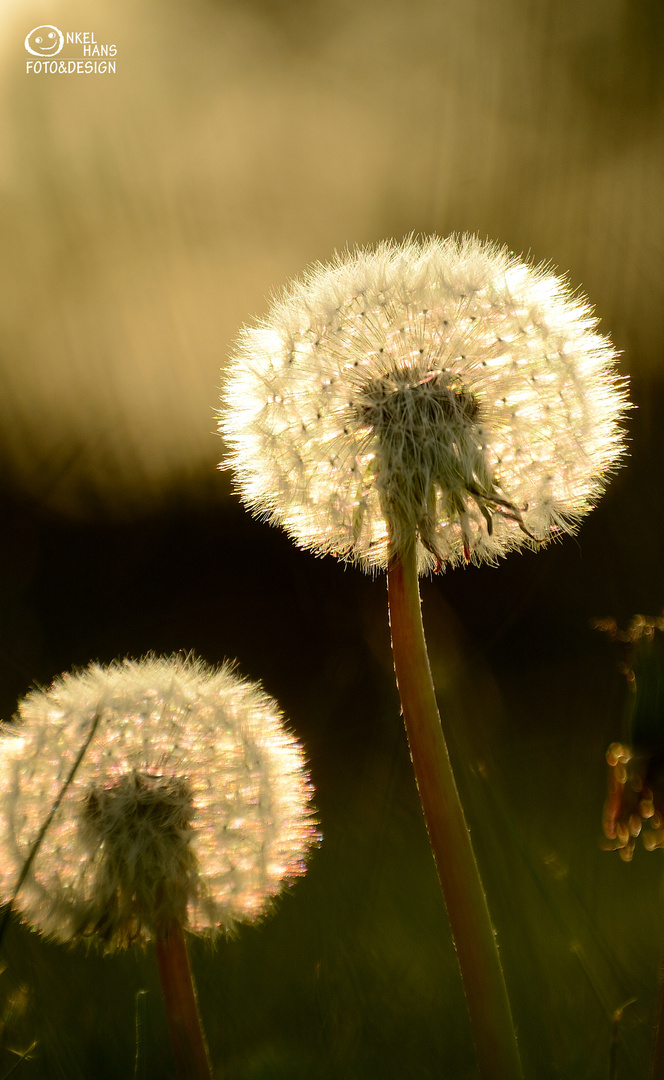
[219,235,628,571]
[0,655,317,950]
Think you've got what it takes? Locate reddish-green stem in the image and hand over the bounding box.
[387,537,523,1080]
[155,921,214,1080]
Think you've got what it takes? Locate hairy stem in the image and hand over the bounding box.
[387,537,523,1080]
[155,921,214,1080]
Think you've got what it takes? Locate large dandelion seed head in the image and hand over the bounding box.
[0,656,317,950]
[220,235,628,572]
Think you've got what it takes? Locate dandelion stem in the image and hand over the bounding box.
[155,921,214,1080]
[387,536,523,1080]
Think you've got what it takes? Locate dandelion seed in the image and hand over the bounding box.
[0,655,317,1080]
[220,234,628,571]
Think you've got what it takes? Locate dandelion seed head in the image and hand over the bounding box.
[0,655,317,950]
[220,235,628,571]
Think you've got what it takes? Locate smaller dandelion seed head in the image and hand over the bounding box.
[219,234,629,572]
[0,655,318,951]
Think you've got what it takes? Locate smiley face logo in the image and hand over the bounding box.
[25,25,64,56]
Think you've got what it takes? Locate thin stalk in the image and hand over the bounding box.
[0,710,102,951]
[610,999,634,1080]
[155,921,214,1080]
[134,989,148,1080]
[387,536,523,1080]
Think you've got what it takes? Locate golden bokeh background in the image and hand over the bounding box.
[0,0,661,514]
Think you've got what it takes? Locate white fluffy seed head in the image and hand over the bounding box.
[219,235,629,572]
[0,655,317,951]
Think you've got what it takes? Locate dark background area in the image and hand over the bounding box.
[0,0,663,1076]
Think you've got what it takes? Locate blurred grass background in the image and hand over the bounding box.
[0,0,663,1076]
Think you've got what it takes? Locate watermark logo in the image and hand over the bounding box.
[25,27,117,74]
[25,25,64,56]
